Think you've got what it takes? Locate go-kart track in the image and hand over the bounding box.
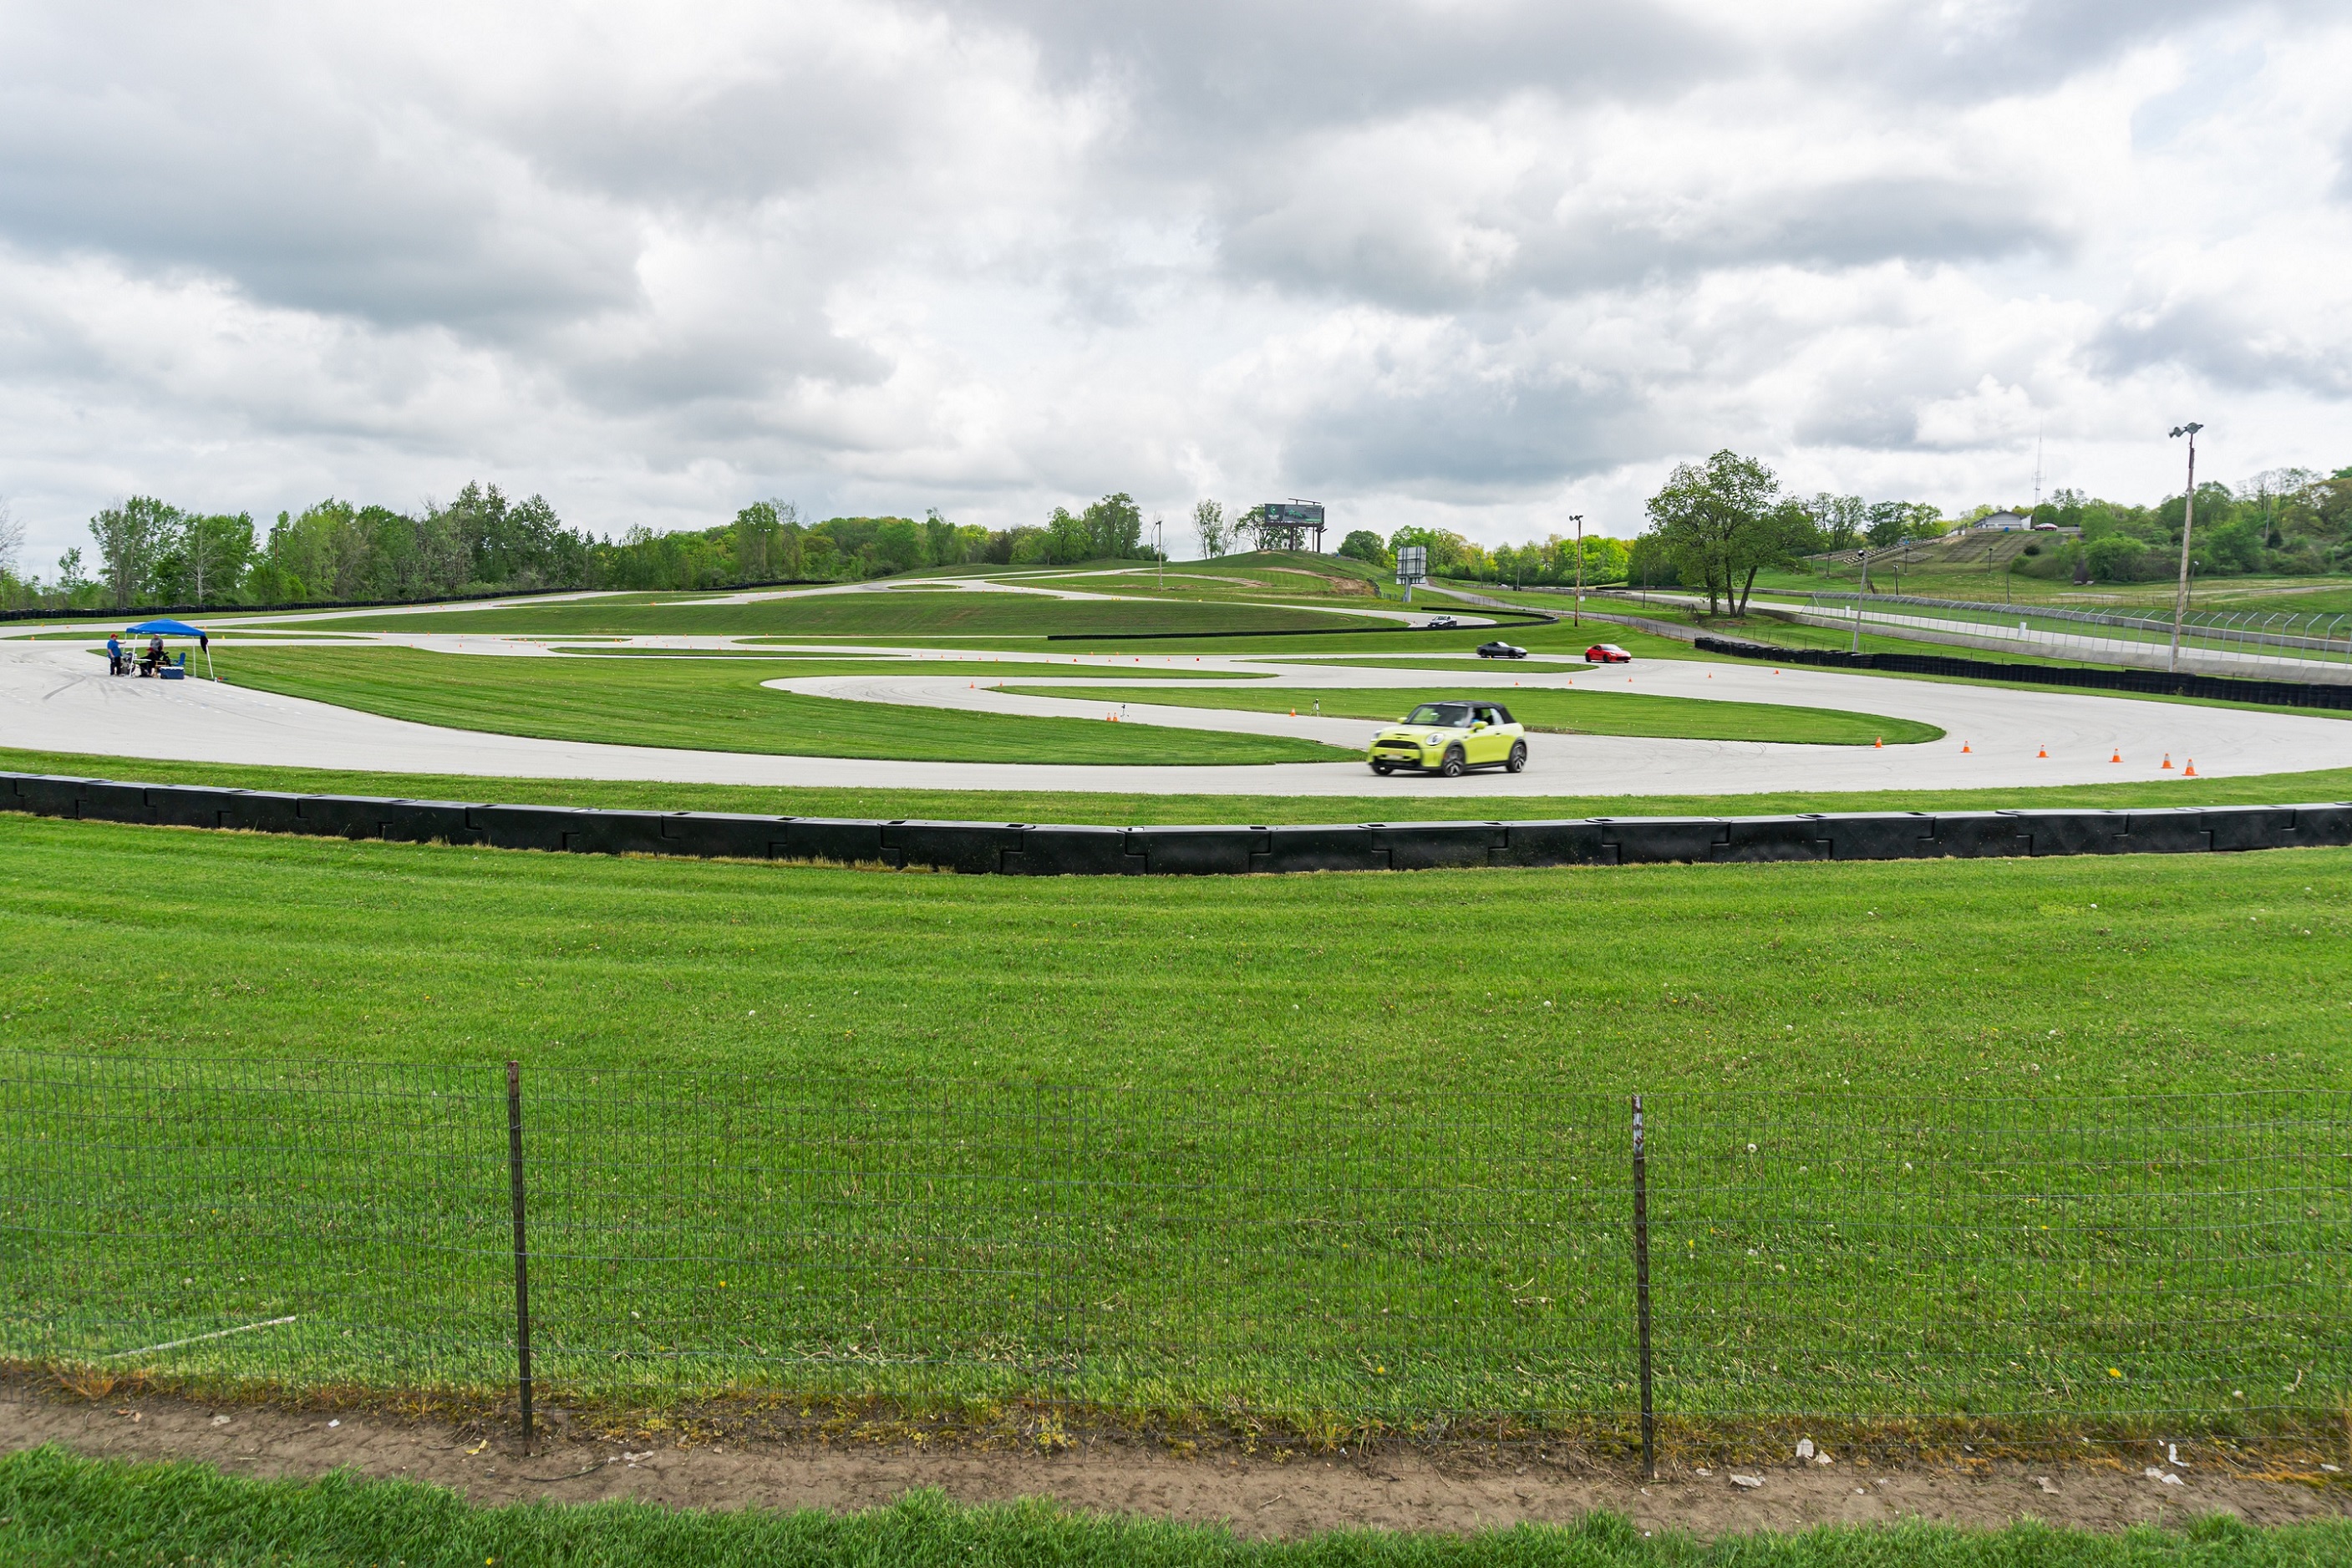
[7,629,2351,796]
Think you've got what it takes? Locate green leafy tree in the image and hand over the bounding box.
[1805,494,1867,552]
[1387,526,1472,575]
[1640,451,1786,615]
[1863,500,1938,549]
[922,510,959,568]
[89,495,181,608]
[1082,493,1145,559]
[1337,529,1389,567]
[1192,500,1227,558]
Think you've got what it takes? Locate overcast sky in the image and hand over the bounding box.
[3,1,2349,568]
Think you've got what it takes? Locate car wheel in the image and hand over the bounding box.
[1370,760,1393,775]
[1439,748,1466,778]
[1506,741,1527,774]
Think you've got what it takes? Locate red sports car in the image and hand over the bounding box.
[1585,643,1632,663]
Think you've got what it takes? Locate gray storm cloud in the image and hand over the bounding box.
[0,0,2348,564]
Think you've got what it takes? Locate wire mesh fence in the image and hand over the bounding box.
[1796,591,2352,677]
[3,1053,2344,1450]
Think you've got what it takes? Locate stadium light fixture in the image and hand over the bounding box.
[2167,424,2203,672]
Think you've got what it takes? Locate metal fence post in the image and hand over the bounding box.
[505,1060,534,1453]
[1631,1093,1655,1479]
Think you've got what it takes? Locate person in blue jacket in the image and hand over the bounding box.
[105,634,124,675]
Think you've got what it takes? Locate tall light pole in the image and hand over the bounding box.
[1567,514,1585,627]
[2167,423,2202,672]
[1154,519,1164,590]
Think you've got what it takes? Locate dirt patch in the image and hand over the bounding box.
[3,1375,2344,1540]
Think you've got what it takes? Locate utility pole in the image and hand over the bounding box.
[2167,424,2203,672]
[1154,519,1164,590]
[1568,514,1585,628]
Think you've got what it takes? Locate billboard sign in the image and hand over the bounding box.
[1396,545,1428,583]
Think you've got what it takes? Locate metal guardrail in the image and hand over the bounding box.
[8,772,2351,875]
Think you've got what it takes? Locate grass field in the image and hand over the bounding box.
[207,647,1348,764]
[302,591,1391,638]
[9,743,2352,824]
[3,813,2344,1432]
[5,1449,2331,1568]
[998,686,1944,746]
[2,1449,2335,1567]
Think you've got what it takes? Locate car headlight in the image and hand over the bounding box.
[1425,733,1445,745]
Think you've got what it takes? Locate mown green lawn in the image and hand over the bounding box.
[998,685,1943,746]
[8,743,2350,825]
[3,814,2345,1431]
[0,1449,2334,1567]
[206,647,1349,764]
[300,591,1388,637]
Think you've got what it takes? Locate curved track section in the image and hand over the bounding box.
[8,636,2352,795]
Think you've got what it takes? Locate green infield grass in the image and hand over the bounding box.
[3,813,2346,1433]
[7,743,2352,825]
[293,590,1389,638]
[996,685,1944,746]
[0,1450,2336,1568]
[204,647,1347,764]
[541,651,1269,677]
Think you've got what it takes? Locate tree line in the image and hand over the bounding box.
[1622,451,2352,610]
[2011,469,2352,584]
[0,487,1162,611]
[1184,500,1633,587]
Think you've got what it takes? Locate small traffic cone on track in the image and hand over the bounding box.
[1874,736,1882,748]
[2111,749,2121,763]
[2162,754,2173,769]
[1961,742,1971,753]
[2037,745,2048,758]
[2184,759,2197,777]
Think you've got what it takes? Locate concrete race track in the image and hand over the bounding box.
[5,637,2350,798]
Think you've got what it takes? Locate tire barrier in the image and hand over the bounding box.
[1694,635,2352,713]
[10,770,2352,876]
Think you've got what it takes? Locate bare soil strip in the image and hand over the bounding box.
[3,1376,2341,1542]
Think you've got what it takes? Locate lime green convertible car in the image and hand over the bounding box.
[1368,701,1527,777]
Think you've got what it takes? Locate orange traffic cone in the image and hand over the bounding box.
[1874,736,1882,748]
[2183,759,2197,777]
[1961,743,1971,753]
[2110,749,2121,764]
[2162,754,2173,769]
[2036,745,2048,758]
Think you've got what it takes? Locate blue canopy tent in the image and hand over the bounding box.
[124,619,213,681]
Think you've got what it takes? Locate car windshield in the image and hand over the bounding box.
[1405,703,1475,727]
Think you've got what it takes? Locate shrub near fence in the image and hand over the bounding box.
[4,1055,2344,1453]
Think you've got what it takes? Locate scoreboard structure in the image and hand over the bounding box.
[1242,500,1326,552]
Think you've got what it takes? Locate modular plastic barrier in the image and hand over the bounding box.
[1692,635,2352,712]
[8,771,2350,875]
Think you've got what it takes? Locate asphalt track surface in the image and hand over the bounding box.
[8,634,2352,798]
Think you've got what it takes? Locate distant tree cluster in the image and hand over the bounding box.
[1619,454,2352,607]
[2014,469,2352,584]
[0,486,1164,612]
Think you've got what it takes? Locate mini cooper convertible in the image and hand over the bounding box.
[1368,701,1527,776]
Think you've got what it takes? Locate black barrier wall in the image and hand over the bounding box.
[8,771,2350,875]
[1693,636,2352,712]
